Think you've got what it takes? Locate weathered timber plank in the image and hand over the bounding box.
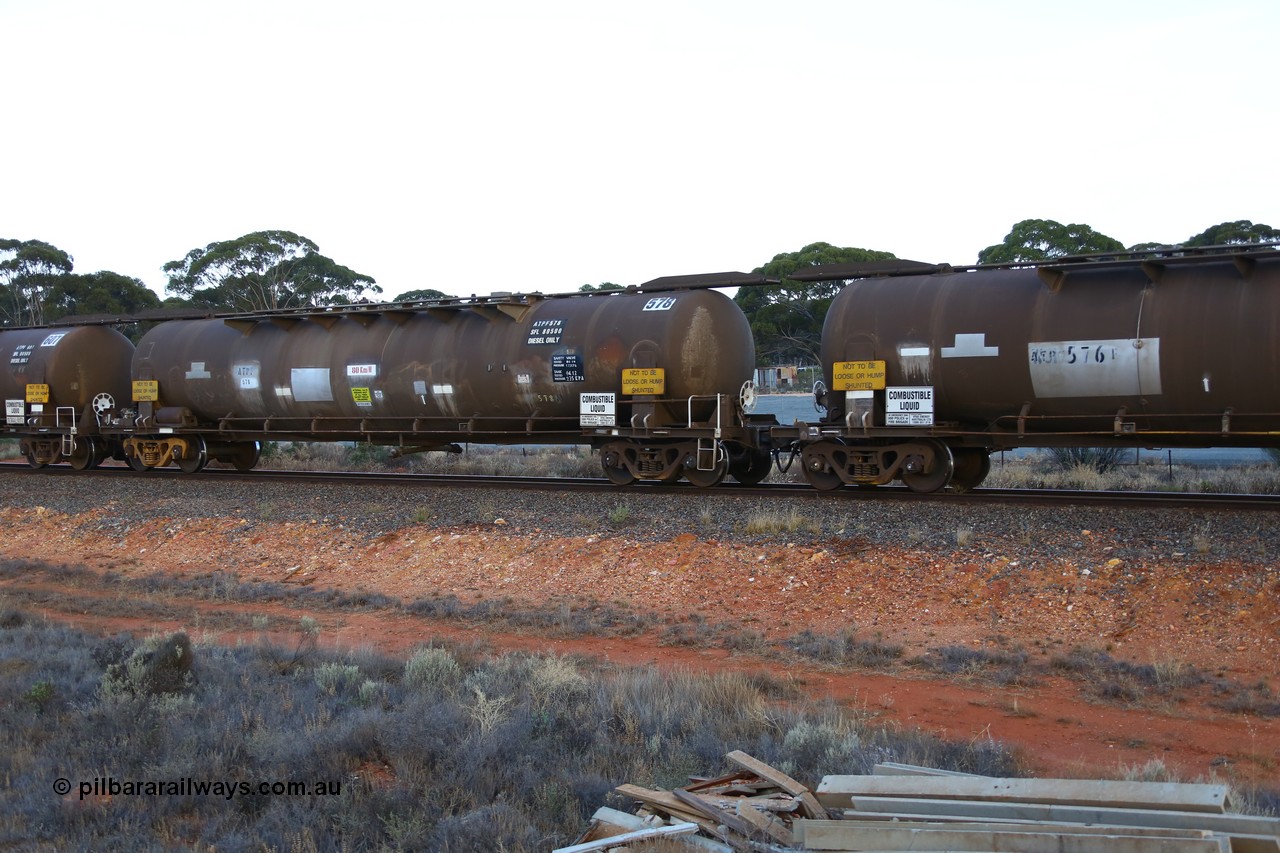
[572,806,648,843]
[873,762,984,777]
[820,818,1212,839]
[816,776,1230,813]
[614,784,722,836]
[794,822,1229,852]
[833,815,1279,853]
[614,807,734,853]
[672,789,756,839]
[684,770,766,794]
[733,802,793,846]
[843,796,1280,840]
[724,750,808,796]
[588,806,647,829]
[1230,835,1280,853]
[552,820,699,853]
[693,793,799,814]
[725,750,827,819]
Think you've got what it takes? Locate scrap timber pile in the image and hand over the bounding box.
[557,751,1280,852]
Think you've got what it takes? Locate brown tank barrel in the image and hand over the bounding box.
[133,288,754,424]
[0,326,134,417]
[821,253,1280,434]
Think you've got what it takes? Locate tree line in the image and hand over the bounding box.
[1,220,1275,359]
[737,219,1279,367]
[0,231,399,335]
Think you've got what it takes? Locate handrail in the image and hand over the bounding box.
[686,394,723,438]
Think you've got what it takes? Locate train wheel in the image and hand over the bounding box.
[949,449,991,493]
[603,464,637,486]
[599,445,636,486]
[127,453,151,472]
[66,437,103,471]
[683,456,728,488]
[900,441,954,494]
[729,448,772,486]
[175,437,208,474]
[802,465,843,491]
[25,449,48,470]
[801,442,845,491]
[228,441,261,472]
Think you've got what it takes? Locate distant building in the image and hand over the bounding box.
[754,365,799,390]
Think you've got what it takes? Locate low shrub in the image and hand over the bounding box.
[0,607,1031,851]
[780,629,903,669]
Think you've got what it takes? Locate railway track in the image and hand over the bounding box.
[2,461,1276,511]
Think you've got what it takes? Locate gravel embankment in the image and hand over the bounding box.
[3,469,1277,568]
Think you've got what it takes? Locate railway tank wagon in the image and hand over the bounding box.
[0,325,135,469]
[125,282,765,485]
[789,246,1280,492]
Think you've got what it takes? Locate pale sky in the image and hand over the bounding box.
[2,0,1276,301]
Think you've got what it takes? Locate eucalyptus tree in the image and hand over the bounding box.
[977,219,1124,264]
[735,242,895,367]
[0,238,74,326]
[1183,220,1280,246]
[164,230,379,312]
[43,271,161,321]
[391,288,451,302]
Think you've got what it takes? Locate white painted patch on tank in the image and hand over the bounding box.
[941,333,999,358]
[1028,338,1161,398]
[896,342,933,385]
[430,382,459,418]
[291,368,333,402]
[233,363,260,390]
[513,370,537,411]
[185,361,212,380]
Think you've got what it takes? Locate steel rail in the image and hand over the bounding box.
[1,462,1276,511]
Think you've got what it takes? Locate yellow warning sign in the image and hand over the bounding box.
[621,368,665,395]
[25,384,49,403]
[351,387,372,404]
[832,360,886,391]
[132,380,159,402]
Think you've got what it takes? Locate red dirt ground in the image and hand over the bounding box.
[2,504,1277,787]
